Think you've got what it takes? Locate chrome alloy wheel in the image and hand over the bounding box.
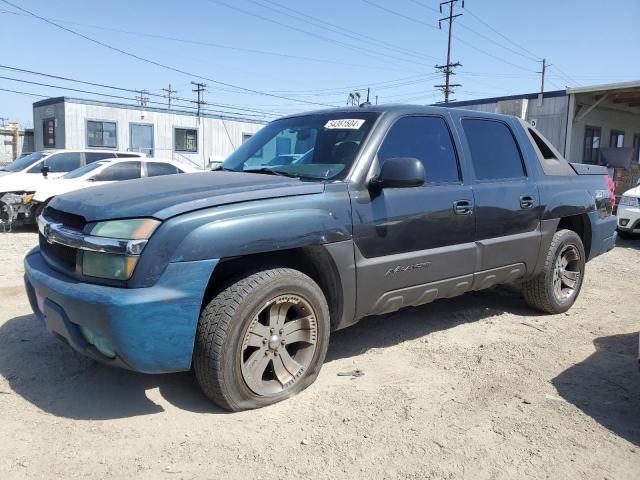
[240,294,318,396]
[553,245,581,300]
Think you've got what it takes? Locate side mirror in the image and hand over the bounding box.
[41,165,50,177]
[369,157,425,189]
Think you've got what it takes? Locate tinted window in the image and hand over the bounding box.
[30,152,82,173]
[378,116,460,183]
[63,161,107,179]
[93,162,141,181]
[85,152,116,164]
[462,119,525,180]
[175,128,197,152]
[115,153,143,158]
[528,128,556,160]
[3,151,46,172]
[87,121,117,148]
[147,162,180,177]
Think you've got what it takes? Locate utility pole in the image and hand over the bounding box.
[136,90,149,107]
[0,117,8,127]
[434,0,463,103]
[162,84,177,110]
[537,58,551,104]
[191,82,207,118]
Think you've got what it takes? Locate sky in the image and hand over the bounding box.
[0,0,639,127]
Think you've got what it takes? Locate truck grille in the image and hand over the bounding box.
[39,207,87,275]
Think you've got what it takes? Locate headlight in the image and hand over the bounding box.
[90,218,161,239]
[82,218,161,280]
[620,196,640,207]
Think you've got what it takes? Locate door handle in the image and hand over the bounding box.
[453,200,473,215]
[520,195,535,209]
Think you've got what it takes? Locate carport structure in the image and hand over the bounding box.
[564,81,640,164]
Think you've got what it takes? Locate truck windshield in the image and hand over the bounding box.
[222,112,380,180]
[1,152,46,172]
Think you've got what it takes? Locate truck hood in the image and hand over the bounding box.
[49,171,326,222]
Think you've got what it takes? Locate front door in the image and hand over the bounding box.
[351,115,476,318]
[130,123,154,157]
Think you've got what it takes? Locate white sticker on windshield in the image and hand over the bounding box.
[324,119,366,130]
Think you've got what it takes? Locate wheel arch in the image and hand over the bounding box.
[202,245,345,331]
[557,213,592,259]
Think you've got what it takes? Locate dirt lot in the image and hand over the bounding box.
[0,228,638,480]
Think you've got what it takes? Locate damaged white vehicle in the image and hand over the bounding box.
[29,157,197,219]
[0,150,145,229]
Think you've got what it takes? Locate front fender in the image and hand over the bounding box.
[173,208,351,262]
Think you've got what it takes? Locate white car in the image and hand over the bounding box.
[0,149,145,227]
[29,157,198,217]
[617,184,640,238]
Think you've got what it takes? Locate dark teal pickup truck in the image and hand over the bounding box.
[24,105,616,411]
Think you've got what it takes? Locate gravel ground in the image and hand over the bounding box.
[0,228,638,480]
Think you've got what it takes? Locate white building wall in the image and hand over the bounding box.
[61,101,263,169]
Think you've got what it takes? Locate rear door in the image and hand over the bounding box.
[456,115,541,274]
[351,114,477,318]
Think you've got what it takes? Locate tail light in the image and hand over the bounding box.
[605,175,616,209]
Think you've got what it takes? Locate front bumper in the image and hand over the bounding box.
[24,248,218,373]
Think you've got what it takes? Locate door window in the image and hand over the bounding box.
[85,152,116,164]
[29,152,82,173]
[93,162,142,181]
[610,130,625,148]
[147,162,181,177]
[130,123,154,156]
[378,116,460,184]
[462,119,525,180]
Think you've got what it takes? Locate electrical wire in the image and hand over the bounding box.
[0,0,339,108]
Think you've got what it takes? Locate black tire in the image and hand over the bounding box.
[522,229,586,314]
[617,229,635,240]
[193,268,330,411]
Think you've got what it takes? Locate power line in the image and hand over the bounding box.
[206,0,433,71]
[0,75,273,120]
[361,0,537,73]
[0,64,277,117]
[0,86,47,98]
[0,0,338,108]
[0,8,413,74]
[252,0,440,62]
[408,0,540,62]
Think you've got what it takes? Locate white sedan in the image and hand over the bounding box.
[617,184,640,239]
[29,158,198,217]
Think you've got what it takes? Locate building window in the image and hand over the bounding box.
[242,133,252,143]
[610,130,625,148]
[43,119,55,148]
[87,120,117,148]
[583,126,601,164]
[175,128,197,153]
[634,134,640,164]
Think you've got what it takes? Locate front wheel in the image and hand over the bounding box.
[193,268,330,411]
[522,229,586,314]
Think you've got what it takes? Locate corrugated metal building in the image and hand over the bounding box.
[445,80,640,166]
[32,97,265,169]
[0,124,34,166]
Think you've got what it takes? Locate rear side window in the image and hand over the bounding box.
[115,153,143,158]
[378,116,460,183]
[147,162,180,177]
[462,119,525,180]
[93,162,142,181]
[85,152,116,164]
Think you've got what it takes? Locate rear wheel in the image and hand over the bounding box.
[193,268,330,411]
[523,229,585,314]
